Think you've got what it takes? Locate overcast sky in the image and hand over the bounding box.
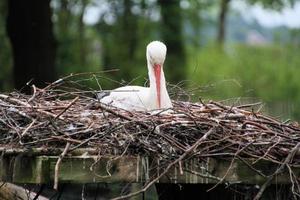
[232,0,300,28]
[84,0,300,28]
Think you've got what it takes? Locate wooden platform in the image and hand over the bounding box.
[0,148,298,185]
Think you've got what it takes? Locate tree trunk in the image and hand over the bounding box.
[158,0,186,84]
[217,0,230,47]
[120,0,138,80]
[6,0,56,92]
[122,0,137,60]
[78,0,88,67]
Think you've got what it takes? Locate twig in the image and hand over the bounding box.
[179,161,183,175]
[237,156,266,178]
[97,102,133,121]
[54,96,79,120]
[207,143,252,192]
[42,70,119,91]
[21,119,36,137]
[183,168,223,182]
[51,136,82,144]
[286,164,300,199]
[236,102,262,109]
[28,84,37,102]
[54,142,71,190]
[32,184,45,200]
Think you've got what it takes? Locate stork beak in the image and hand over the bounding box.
[153,64,161,108]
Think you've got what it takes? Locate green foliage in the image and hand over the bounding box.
[52,0,101,76]
[188,44,300,119]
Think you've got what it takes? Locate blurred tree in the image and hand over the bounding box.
[216,0,296,47]
[158,0,186,83]
[52,0,101,77]
[78,0,88,67]
[217,0,230,47]
[6,0,56,92]
[97,0,140,85]
[182,0,217,48]
[123,0,138,60]
[182,0,202,47]
[54,0,78,74]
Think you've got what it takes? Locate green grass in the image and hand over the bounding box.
[187,44,300,120]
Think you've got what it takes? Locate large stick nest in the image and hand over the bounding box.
[1,74,300,198]
[0,78,299,161]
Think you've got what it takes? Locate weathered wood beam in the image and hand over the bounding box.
[0,155,298,185]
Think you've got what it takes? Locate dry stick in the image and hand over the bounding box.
[207,142,253,192]
[286,164,300,199]
[236,102,262,109]
[0,94,64,120]
[51,136,82,144]
[0,94,28,106]
[111,127,215,200]
[0,103,72,110]
[253,142,300,200]
[179,161,183,175]
[252,137,282,164]
[69,131,102,151]
[97,103,133,122]
[54,96,79,120]
[28,84,37,102]
[237,156,267,178]
[42,69,119,91]
[183,168,223,182]
[21,119,36,137]
[54,142,71,190]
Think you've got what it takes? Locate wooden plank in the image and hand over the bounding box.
[0,155,298,184]
[48,156,147,183]
[159,157,295,184]
[0,156,50,184]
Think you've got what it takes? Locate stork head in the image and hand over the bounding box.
[146,41,167,109]
[146,41,167,67]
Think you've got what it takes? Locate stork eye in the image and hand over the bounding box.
[150,55,154,61]
[149,56,155,66]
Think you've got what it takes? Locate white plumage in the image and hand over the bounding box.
[99,41,172,111]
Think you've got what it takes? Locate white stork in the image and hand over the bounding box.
[99,41,172,111]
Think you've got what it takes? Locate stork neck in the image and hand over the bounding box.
[148,61,167,108]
